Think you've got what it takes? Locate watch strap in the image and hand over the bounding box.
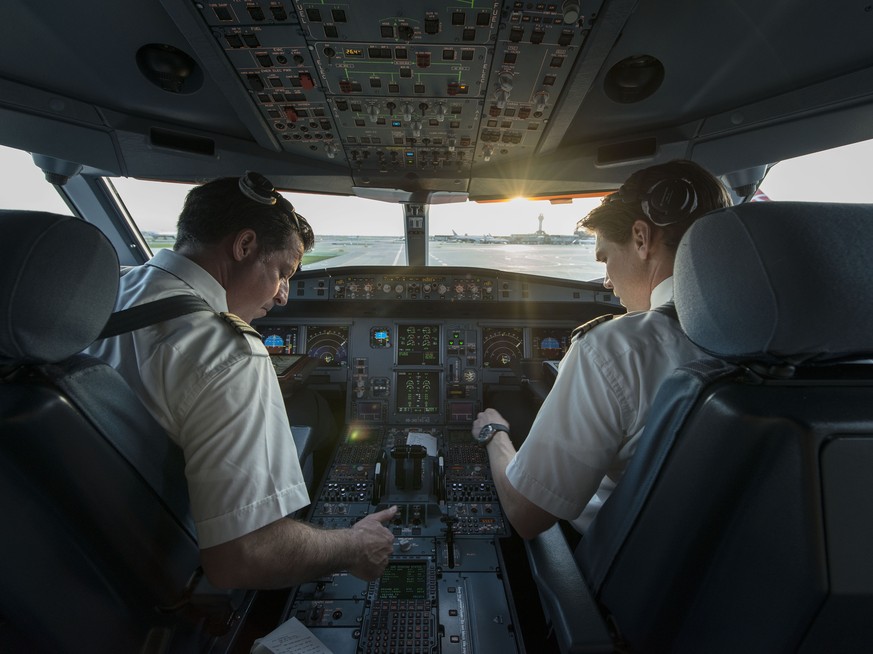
[478,422,510,445]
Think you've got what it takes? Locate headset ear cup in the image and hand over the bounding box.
[239,171,279,206]
[644,178,698,226]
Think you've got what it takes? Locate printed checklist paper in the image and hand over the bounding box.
[250,617,333,654]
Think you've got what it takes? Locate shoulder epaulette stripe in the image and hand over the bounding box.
[571,314,614,340]
[220,312,262,339]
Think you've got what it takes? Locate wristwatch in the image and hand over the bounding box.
[475,423,510,446]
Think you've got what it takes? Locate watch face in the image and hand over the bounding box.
[477,424,495,443]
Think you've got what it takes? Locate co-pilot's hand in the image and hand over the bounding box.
[347,505,397,581]
[471,408,509,439]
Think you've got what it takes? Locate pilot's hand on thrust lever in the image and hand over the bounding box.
[348,505,398,581]
[472,408,509,438]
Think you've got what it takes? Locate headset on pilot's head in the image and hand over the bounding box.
[605,176,699,226]
[238,170,312,238]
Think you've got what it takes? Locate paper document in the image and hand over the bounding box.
[406,431,438,456]
[250,617,333,654]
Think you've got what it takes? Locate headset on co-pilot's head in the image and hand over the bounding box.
[608,176,699,226]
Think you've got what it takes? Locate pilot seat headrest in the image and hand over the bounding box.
[674,201,873,364]
[0,210,118,365]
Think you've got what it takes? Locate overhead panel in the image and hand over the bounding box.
[197,1,601,191]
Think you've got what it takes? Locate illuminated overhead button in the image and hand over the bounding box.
[283,106,299,122]
[299,72,315,90]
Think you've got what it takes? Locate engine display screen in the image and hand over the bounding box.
[260,325,298,354]
[397,324,439,365]
[376,562,428,600]
[531,327,571,359]
[396,370,439,414]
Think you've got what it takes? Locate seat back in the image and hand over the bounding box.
[577,202,873,653]
[0,211,248,653]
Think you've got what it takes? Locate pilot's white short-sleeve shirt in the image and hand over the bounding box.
[85,249,309,548]
[505,277,706,534]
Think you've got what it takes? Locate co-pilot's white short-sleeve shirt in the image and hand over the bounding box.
[85,249,309,548]
[505,277,706,534]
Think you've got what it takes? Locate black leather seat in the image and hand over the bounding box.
[0,210,253,653]
[525,201,873,653]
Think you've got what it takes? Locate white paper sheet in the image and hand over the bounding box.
[250,617,333,654]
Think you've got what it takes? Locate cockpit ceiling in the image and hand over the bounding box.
[1,0,873,198]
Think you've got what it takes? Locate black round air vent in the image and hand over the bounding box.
[604,55,664,104]
[136,43,202,94]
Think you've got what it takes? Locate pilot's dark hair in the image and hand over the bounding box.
[578,159,732,249]
[174,176,315,255]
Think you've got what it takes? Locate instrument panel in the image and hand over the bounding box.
[291,270,617,304]
[256,318,577,427]
[284,424,523,654]
[251,269,621,652]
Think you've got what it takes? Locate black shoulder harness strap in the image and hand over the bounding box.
[97,295,213,340]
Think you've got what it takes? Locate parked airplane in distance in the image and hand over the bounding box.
[141,230,176,241]
[450,229,510,244]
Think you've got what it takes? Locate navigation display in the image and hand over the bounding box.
[396,370,439,414]
[306,325,349,367]
[482,327,523,368]
[397,324,439,365]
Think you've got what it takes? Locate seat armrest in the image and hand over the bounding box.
[523,524,614,653]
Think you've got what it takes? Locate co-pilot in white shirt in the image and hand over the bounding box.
[85,248,309,548]
[505,277,707,534]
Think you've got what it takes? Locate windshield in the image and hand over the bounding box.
[3,140,873,283]
[111,175,604,281]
